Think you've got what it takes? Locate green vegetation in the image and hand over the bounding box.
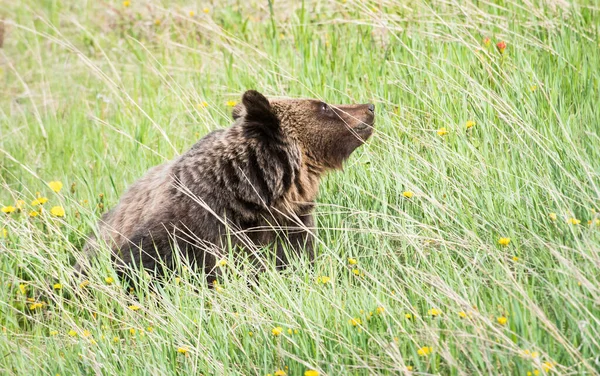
[1,1,599,374]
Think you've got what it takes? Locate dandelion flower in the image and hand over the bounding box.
[348,257,357,265]
[542,362,554,372]
[154,19,161,26]
[466,120,476,129]
[304,371,319,376]
[197,101,208,109]
[549,212,557,221]
[218,259,227,267]
[287,328,293,335]
[50,206,65,217]
[533,370,540,376]
[105,277,114,285]
[31,197,48,206]
[498,237,511,246]
[405,313,413,320]
[128,305,141,311]
[189,10,195,17]
[316,276,331,284]
[352,269,360,275]
[274,370,286,376]
[376,306,385,315]
[123,0,130,7]
[1,228,7,238]
[406,366,413,371]
[129,328,136,335]
[402,191,414,198]
[29,210,39,217]
[29,302,44,310]
[50,330,58,336]
[1,206,16,214]
[113,336,120,343]
[82,330,91,337]
[437,127,448,136]
[68,330,78,337]
[349,318,362,326]
[53,283,62,290]
[417,346,432,356]
[458,311,467,318]
[530,85,538,92]
[271,326,283,336]
[427,308,441,317]
[248,331,253,336]
[48,181,63,193]
[568,218,580,225]
[496,41,507,54]
[226,100,237,107]
[497,316,508,325]
[203,7,210,13]
[79,280,90,288]
[177,346,188,355]
[512,256,519,261]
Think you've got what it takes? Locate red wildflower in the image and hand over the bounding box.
[496,41,507,54]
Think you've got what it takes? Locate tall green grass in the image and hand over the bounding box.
[1,0,599,375]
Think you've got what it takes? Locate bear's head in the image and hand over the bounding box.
[233,90,375,170]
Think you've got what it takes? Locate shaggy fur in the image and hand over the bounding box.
[81,90,375,283]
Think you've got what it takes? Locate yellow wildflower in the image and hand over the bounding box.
[29,210,39,217]
[105,277,114,285]
[542,362,554,372]
[48,181,63,193]
[79,280,90,288]
[427,308,441,317]
[82,330,91,337]
[29,302,44,310]
[497,316,508,325]
[50,206,65,217]
[203,7,210,13]
[530,85,537,92]
[352,269,360,276]
[147,326,154,332]
[53,283,62,290]
[349,318,361,326]
[154,19,161,26]
[498,237,511,246]
[49,330,58,336]
[533,370,540,376]
[271,326,283,336]
[177,346,188,355]
[123,0,130,7]
[458,311,467,318]
[466,120,475,129]
[31,197,48,206]
[437,127,448,136]
[16,200,26,209]
[402,191,414,198]
[248,331,253,336]
[304,370,319,376]
[113,336,119,343]
[417,346,432,356]
[1,206,16,214]
[287,328,293,335]
[316,276,331,284]
[18,284,27,294]
[128,305,141,311]
[174,277,181,285]
[1,228,7,238]
[348,258,357,265]
[68,330,78,337]
[218,259,227,267]
[512,256,519,261]
[376,306,385,315]
[189,10,195,17]
[405,313,413,320]
[274,370,286,376]
[406,366,413,371]
[568,218,580,225]
[129,328,136,335]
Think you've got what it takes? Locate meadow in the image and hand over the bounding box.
[1,0,599,375]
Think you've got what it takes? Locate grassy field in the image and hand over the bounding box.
[1,0,599,375]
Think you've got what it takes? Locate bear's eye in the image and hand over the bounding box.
[320,102,329,112]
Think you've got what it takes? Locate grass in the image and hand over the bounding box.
[1,0,599,375]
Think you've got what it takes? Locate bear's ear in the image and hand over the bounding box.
[237,90,280,139]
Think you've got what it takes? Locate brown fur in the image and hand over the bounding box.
[80,90,375,283]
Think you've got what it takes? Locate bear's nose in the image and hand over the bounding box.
[368,104,375,113]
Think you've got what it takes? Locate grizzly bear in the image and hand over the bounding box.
[80,90,375,284]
